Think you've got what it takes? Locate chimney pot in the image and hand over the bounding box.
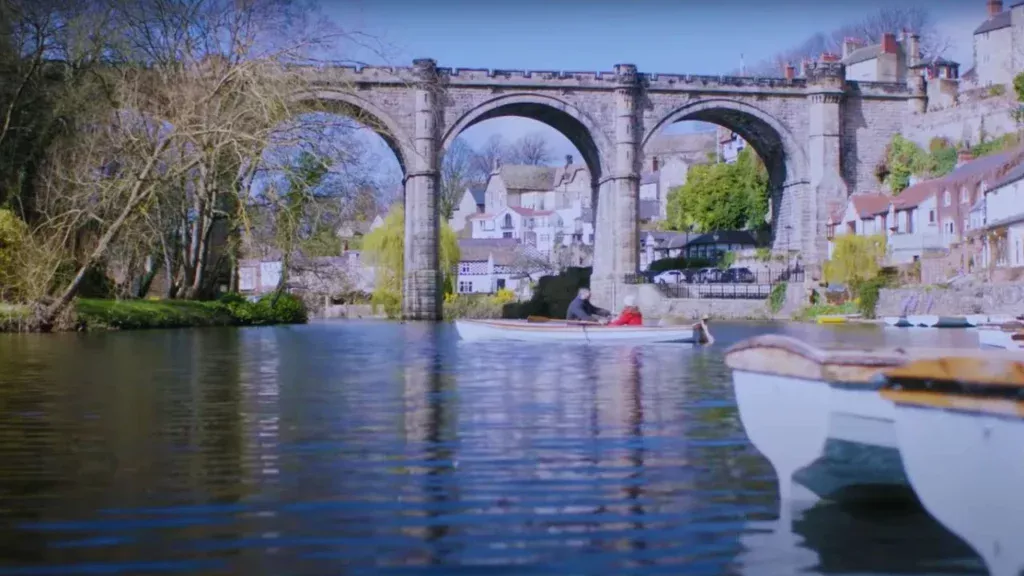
[783,62,795,80]
[881,33,898,54]
[988,0,1003,16]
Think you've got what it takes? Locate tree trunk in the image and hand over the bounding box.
[40,142,169,328]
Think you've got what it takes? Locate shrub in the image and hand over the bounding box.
[219,292,308,325]
[988,84,1007,97]
[0,209,28,300]
[768,282,787,314]
[444,292,510,320]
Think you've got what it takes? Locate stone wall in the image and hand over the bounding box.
[632,284,777,321]
[843,92,911,194]
[876,282,1024,316]
[902,95,1019,147]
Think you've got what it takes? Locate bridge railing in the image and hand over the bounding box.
[624,269,803,300]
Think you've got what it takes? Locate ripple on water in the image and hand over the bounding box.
[0,321,988,575]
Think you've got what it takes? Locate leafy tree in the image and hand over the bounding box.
[882,135,934,193]
[362,204,460,318]
[665,148,768,232]
[823,234,887,296]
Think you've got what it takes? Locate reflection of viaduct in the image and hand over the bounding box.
[299,59,922,319]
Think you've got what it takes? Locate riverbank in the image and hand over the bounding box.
[0,294,308,332]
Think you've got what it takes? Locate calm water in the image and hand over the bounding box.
[0,321,989,575]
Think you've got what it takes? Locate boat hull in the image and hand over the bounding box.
[454,319,700,344]
[978,329,1024,350]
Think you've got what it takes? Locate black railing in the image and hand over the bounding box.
[624,269,804,300]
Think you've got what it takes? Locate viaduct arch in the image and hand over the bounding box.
[296,59,920,320]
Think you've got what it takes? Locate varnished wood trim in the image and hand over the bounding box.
[882,357,1024,388]
[881,389,1024,418]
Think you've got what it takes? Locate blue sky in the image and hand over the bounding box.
[321,0,985,170]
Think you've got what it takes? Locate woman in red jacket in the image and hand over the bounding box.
[609,295,643,326]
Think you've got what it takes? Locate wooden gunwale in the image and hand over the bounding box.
[880,389,1024,419]
[462,319,700,332]
[724,335,1024,386]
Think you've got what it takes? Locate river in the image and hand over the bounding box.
[0,321,988,575]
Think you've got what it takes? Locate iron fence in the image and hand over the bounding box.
[624,269,804,300]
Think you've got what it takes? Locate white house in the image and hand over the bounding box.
[981,160,1024,268]
[455,238,553,297]
[467,206,559,253]
[970,0,1024,90]
[888,185,942,265]
[639,231,695,270]
[826,192,896,259]
[449,185,485,233]
[717,127,747,164]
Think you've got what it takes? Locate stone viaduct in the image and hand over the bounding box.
[297,59,924,320]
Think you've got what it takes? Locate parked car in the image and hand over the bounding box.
[654,270,686,285]
[694,268,723,283]
[723,267,756,283]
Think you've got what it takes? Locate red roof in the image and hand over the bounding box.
[894,146,1024,209]
[849,192,891,218]
[509,206,554,217]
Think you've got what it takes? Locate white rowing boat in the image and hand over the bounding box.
[453,318,710,344]
[978,327,1024,350]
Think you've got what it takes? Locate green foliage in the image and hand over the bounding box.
[665,148,768,232]
[717,251,736,270]
[768,282,787,314]
[1014,72,1024,102]
[972,132,1020,157]
[74,293,308,330]
[823,234,887,288]
[444,289,517,320]
[884,135,934,193]
[300,224,343,257]
[647,256,713,273]
[851,276,887,319]
[988,84,1007,97]
[0,209,28,299]
[931,146,958,177]
[503,267,591,319]
[361,204,461,319]
[755,247,772,262]
[793,301,859,322]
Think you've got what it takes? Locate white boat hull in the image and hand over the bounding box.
[978,329,1024,350]
[453,319,700,344]
[884,316,911,327]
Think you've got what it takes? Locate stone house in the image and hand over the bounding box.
[826,192,894,259]
[449,184,485,233]
[683,230,759,262]
[455,238,553,297]
[841,31,918,83]
[970,0,1024,90]
[335,213,385,250]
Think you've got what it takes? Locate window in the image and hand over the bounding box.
[943,190,951,206]
[459,263,470,274]
[502,231,512,239]
[458,281,472,293]
[503,214,513,228]
[540,234,550,243]
[482,221,494,231]
[963,218,968,232]
[929,210,935,224]
[960,187,968,203]
[496,279,506,290]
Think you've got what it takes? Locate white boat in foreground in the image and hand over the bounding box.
[978,327,1024,350]
[454,318,709,344]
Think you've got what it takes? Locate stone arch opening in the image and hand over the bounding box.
[643,99,808,248]
[441,94,611,182]
[292,90,411,176]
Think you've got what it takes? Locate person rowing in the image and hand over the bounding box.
[566,287,611,324]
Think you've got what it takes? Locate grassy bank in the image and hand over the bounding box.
[0,293,308,332]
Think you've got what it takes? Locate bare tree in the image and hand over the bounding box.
[469,134,508,182]
[440,137,476,220]
[508,132,553,166]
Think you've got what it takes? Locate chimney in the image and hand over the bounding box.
[906,33,921,67]
[989,0,1003,16]
[957,149,975,167]
[842,37,861,59]
[820,52,840,63]
[783,62,795,79]
[881,33,898,54]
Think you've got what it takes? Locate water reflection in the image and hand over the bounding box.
[0,322,991,574]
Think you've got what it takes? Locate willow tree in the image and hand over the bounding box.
[362,205,460,318]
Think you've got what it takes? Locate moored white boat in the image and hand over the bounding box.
[883,316,911,327]
[453,318,708,344]
[977,328,1024,350]
[724,336,1024,505]
[907,314,938,327]
[879,357,1024,576]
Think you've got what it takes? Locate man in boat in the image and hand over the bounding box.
[566,288,611,323]
[608,295,643,326]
